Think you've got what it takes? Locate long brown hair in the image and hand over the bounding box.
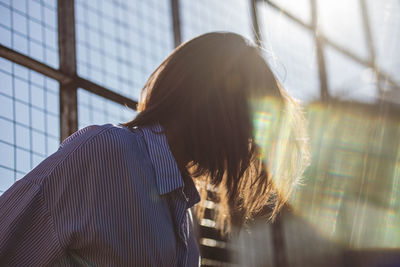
[120,32,310,234]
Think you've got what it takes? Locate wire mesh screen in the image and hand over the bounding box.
[75,0,174,100]
[77,88,136,129]
[0,0,58,68]
[180,0,254,42]
[0,57,59,195]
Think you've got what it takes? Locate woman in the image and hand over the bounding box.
[0,32,309,266]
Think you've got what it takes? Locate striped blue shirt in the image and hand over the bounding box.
[0,122,201,266]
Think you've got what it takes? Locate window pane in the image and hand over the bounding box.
[268,0,311,24]
[257,2,320,102]
[180,0,254,42]
[367,0,400,85]
[77,88,136,130]
[324,45,378,103]
[0,59,60,195]
[75,0,174,101]
[318,0,369,60]
[0,0,59,68]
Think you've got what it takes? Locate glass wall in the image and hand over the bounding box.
[0,58,59,194]
[0,0,58,68]
[257,2,320,102]
[180,0,254,42]
[77,88,136,129]
[75,0,174,101]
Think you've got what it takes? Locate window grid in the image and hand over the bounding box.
[0,58,59,193]
[75,0,173,101]
[180,0,254,42]
[0,0,58,68]
[258,0,399,103]
[78,88,137,130]
[257,2,320,102]
[318,0,370,61]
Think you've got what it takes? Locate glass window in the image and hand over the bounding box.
[268,0,311,24]
[77,88,136,130]
[180,0,254,42]
[0,0,59,68]
[324,45,378,103]
[257,2,320,103]
[318,0,369,60]
[0,59,59,195]
[366,0,400,85]
[74,0,174,101]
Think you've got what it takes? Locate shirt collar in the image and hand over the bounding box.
[139,122,201,207]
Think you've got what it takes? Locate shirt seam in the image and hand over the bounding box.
[13,179,65,258]
[39,182,65,258]
[27,125,114,187]
[30,125,116,249]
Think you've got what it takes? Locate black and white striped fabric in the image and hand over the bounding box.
[0,122,201,266]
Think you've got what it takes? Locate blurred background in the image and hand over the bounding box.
[0,0,399,266]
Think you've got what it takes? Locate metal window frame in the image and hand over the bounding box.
[0,0,139,143]
[0,0,397,139]
[58,0,78,142]
[261,0,400,101]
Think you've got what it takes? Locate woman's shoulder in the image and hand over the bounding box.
[58,124,115,150]
[26,124,141,185]
[59,123,140,151]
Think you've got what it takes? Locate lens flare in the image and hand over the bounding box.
[251,99,400,249]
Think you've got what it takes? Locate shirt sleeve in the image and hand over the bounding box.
[0,178,64,266]
[0,124,110,266]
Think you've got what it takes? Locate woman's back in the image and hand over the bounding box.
[0,123,200,266]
